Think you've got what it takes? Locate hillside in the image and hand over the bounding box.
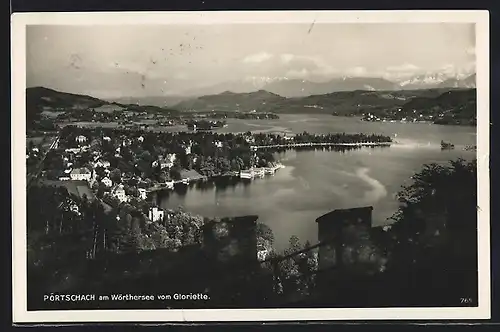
[27,87,107,111]
[400,89,476,125]
[108,95,190,107]
[171,87,463,116]
[173,90,286,113]
[26,87,179,119]
[280,88,457,115]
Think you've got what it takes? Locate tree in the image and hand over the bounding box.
[170,168,181,181]
[109,168,122,184]
[140,150,152,163]
[386,158,477,305]
[256,223,274,251]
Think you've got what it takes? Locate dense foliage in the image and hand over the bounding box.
[26,157,478,308]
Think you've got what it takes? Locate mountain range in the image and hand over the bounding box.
[171,87,474,116]
[26,84,476,121]
[103,72,476,107]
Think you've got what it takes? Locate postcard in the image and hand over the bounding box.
[11,10,490,323]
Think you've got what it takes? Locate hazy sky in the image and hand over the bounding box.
[26,23,476,98]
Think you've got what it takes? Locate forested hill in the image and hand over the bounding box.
[400,89,476,125]
[172,90,286,113]
[170,87,474,118]
[26,87,178,123]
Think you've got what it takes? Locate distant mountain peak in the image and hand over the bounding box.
[218,90,237,95]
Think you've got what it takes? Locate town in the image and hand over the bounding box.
[27,125,392,208]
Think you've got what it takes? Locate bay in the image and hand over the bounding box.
[159,114,477,250]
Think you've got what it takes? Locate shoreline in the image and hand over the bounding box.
[250,141,392,150]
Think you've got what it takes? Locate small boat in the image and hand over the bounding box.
[440,140,455,150]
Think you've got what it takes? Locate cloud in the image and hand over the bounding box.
[279,54,339,78]
[345,66,368,77]
[439,63,476,77]
[285,68,310,79]
[382,63,422,80]
[242,52,274,64]
[385,63,420,73]
[280,54,295,64]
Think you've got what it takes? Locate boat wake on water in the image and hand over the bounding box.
[391,138,441,150]
[356,167,388,203]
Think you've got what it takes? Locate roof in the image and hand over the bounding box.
[315,206,373,223]
[112,184,125,193]
[180,169,204,180]
[70,167,91,175]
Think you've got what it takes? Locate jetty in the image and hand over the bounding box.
[240,164,285,179]
[250,142,391,150]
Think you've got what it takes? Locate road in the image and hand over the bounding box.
[27,134,61,188]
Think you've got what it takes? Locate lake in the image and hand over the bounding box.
[158,114,477,251]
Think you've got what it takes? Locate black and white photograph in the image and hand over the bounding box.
[12,11,490,322]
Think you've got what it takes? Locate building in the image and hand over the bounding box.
[148,207,165,223]
[315,206,373,270]
[101,177,113,187]
[185,145,192,155]
[165,153,176,163]
[70,167,92,181]
[112,184,127,202]
[65,147,81,154]
[94,159,111,169]
[240,169,255,179]
[75,135,87,144]
[138,188,147,200]
[103,136,111,142]
[160,160,173,170]
[245,137,256,144]
[137,136,144,143]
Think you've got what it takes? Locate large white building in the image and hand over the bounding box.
[148,207,164,223]
[70,167,92,181]
[75,135,87,144]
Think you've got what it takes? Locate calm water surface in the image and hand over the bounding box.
[159,115,477,250]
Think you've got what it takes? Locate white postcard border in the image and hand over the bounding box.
[11,10,490,323]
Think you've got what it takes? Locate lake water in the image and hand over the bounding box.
[158,114,477,250]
